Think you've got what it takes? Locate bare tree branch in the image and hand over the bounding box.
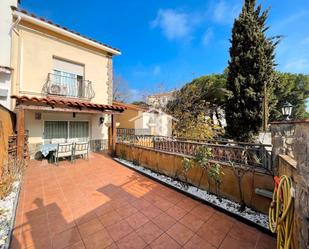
[113,74,132,102]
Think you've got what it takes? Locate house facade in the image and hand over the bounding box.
[146,90,177,109]
[3,4,125,158]
[114,102,174,136]
[0,0,19,109]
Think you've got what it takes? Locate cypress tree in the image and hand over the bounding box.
[225,0,279,141]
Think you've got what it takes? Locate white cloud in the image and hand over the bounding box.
[202,28,213,46]
[153,65,161,76]
[213,0,241,25]
[284,58,309,73]
[300,36,309,45]
[151,9,193,40]
[125,88,145,103]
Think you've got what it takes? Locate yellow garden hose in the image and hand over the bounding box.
[269,175,294,249]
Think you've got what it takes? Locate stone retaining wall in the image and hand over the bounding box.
[272,119,309,249]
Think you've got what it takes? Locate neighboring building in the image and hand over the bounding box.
[113,101,150,135]
[114,102,175,136]
[4,4,125,157]
[0,0,19,109]
[146,90,177,109]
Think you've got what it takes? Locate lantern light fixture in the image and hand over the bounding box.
[281,102,293,120]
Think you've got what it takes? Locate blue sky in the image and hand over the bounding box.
[22,0,309,103]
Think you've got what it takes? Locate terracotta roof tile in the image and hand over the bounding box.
[11,6,120,53]
[11,95,126,112]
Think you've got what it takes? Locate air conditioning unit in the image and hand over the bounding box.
[48,84,67,95]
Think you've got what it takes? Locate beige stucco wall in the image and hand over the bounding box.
[11,20,111,106]
[115,109,140,129]
[25,110,108,145]
[9,19,113,154]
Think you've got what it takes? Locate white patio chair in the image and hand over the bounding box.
[54,143,74,164]
[73,141,89,161]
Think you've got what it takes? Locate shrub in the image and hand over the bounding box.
[0,159,25,199]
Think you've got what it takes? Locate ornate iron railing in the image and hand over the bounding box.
[116,134,272,171]
[117,128,151,136]
[43,73,95,100]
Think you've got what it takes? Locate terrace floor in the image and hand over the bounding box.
[11,153,275,249]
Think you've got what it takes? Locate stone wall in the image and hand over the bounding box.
[272,119,309,249]
[116,143,274,214]
[106,56,113,105]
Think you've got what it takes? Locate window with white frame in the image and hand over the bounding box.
[44,121,89,142]
[52,58,84,98]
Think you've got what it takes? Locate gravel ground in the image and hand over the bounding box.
[0,180,21,249]
[114,157,269,229]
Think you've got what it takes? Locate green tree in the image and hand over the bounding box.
[269,73,309,121]
[166,74,228,138]
[130,101,150,108]
[225,0,279,141]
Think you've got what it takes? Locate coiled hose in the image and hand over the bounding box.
[269,175,294,249]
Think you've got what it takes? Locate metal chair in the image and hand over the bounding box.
[73,141,89,161]
[54,143,74,164]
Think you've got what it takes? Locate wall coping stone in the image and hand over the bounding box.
[279,154,297,169]
[117,143,272,175]
[270,119,309,125]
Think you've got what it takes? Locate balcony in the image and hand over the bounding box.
[43,73,95,100]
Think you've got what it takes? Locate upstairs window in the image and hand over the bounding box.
[51,58,84,98]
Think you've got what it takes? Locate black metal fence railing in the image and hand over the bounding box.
[116,134,273,171]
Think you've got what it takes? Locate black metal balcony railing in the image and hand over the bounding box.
[43,73,95,100]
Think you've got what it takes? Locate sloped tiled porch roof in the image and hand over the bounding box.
[11,95,126,113]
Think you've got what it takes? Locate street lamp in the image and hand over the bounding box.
[281,102,293,120]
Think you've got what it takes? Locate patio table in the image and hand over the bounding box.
[40,143,58,157]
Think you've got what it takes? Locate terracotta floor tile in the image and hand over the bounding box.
[177,198,199,212]
[104,243,119,249]
[153,197,174,211]
[64,241,86,249]
[166,205,187,220]
[219,234,256,249]
[98,210,123,227]
[125,212,149,230]
[77,217,104,238]
[136,221,163,244]
[130,198,151,210]
[83,229,114,249]
[48,218,76,236]
[116,203,138,219]
[116,231,146,249]
[167,222,194,245]
[150,233,181,249]
[106,220,134,241]
[228,221,259,245]
[152,213,176,231]
[94,203,114,217]
[197,214,234,248]
[14,155,275,249]
[184,234,216,249]
[140,205,163,219]
[74,212,97,225]
[12,230,51,249]
[179,213,204,232]
[165,191,185,204]
[190,204,215,221]
[51,227,81,249]
[255,234,276,249]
